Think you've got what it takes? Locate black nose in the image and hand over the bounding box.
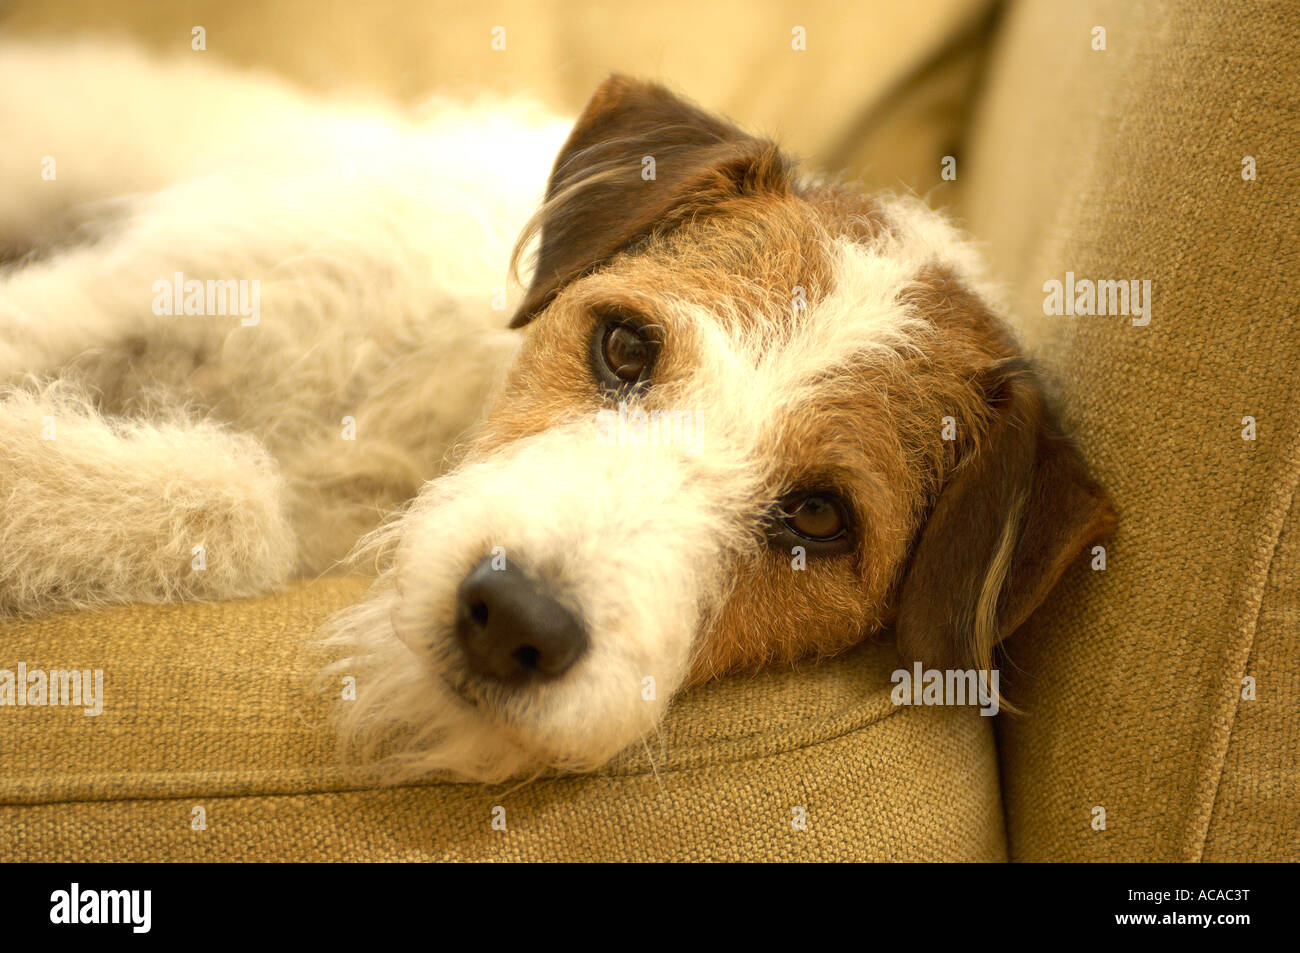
[454,557,588,682]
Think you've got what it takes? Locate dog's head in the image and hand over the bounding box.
[332,77,1115,781]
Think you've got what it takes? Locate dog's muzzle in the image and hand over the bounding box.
[453,556,588,683]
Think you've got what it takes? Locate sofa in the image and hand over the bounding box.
[2,0,1296,861]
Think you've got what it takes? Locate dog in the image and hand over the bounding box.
[0,43,1115,782]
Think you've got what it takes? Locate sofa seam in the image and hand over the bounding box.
[1190,423,1300,861]
[0,698,922,808]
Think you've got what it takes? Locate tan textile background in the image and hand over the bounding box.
[1202,500,1300,860]
[962,0,1300,860]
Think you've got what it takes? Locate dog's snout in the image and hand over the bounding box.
[454,557,588,682]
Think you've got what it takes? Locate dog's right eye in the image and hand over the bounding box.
[591,311,659,392]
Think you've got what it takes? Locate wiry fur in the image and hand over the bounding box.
[0,379,295,612]
[2,47,1113,783]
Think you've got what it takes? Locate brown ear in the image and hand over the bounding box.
[895,360,1116,672]
[509,75,790,328]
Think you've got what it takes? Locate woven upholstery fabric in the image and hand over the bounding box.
[1,579,1006,861]
[1202,499,1300,860]
[962,0,1300,860]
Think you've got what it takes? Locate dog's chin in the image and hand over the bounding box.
[320,583,671,784]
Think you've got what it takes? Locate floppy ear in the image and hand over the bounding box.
[509,75,790,328]
[895,361,1116,672]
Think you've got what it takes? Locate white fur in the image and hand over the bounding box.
[1,41,568,592]
[0,379,296,611]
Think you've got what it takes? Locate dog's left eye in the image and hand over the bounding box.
[592,313,659,391]
[769,491,853,555]
[785,494,845,539]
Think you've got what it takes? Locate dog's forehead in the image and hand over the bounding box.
[638,189,1006,388]
[641,193,839,325]
[602,189,1017,504]
[519,187,1014,494]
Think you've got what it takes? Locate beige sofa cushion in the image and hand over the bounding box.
[962,0,1300,860]
[1,0,994,198]
[1,579,1005,861]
